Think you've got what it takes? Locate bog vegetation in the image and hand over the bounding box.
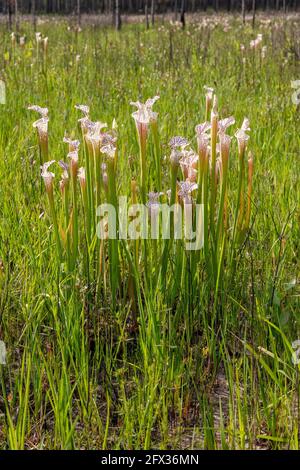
[0,13,299,449]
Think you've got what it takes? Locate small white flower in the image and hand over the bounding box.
[195,122,211,136]
[68,150,79,165]
[235,118,250,153]
[177,181,198,204]
[170,148,184,167]
[147,192,164,218]
[250,34,263,49]
[169,136,189,149]
[130,95,160,126]
[75,104,90,117]
[218,116,235,135]
[41,160,56,191]
[204,86,214,100]
[87,121,107,136]
[101,143,116,159]
[83,120,107,140]
[100,131,117,146]
[147,191,164,207]
[63,136,80,151]
[35,32,42,43]
[33,117,49,139]
[28,105,48,117]
[195,122,211,155]
[180,150,198,182]
[58,161,69,192]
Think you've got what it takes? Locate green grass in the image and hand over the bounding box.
[0,14,300,450]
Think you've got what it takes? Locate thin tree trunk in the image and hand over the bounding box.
[15,0,19,31]
[174,0,178,21]
[145,1,149,29]
[242,0,246,24]
[77,0,81,27]
[7,0,12,30]
[115,0,121,30]
[32,0,36,31]
[180,0,185,29]
[151,0,155,26]
[252,0,256,28]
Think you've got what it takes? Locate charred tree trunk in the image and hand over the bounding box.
[32,0,36,31]
[15,0,19,31]
[115,0,121,30]
[7,0,12,30]
[174,0,178,21]
[151,0,155,26]
[252,0,256,27]
[180,0,185,29]
[145,1,149,29]
[77,0,81,27]
[242,0,246,24]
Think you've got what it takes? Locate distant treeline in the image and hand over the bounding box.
[0,0,298,16]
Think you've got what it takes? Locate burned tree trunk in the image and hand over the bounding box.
[180,0,185,29]
[115,0,121,31]
[15,0,19,32]
[32,0,36,31]
[7,0,12,30]
[145,3,149,28]
[151,0,155,26]
[242,0,246,24]
[252,0,256,28]
[145,1,149,29]
[174,0,178,21]
[77,0,81,27]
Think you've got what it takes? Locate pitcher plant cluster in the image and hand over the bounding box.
[28,87,254,307]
